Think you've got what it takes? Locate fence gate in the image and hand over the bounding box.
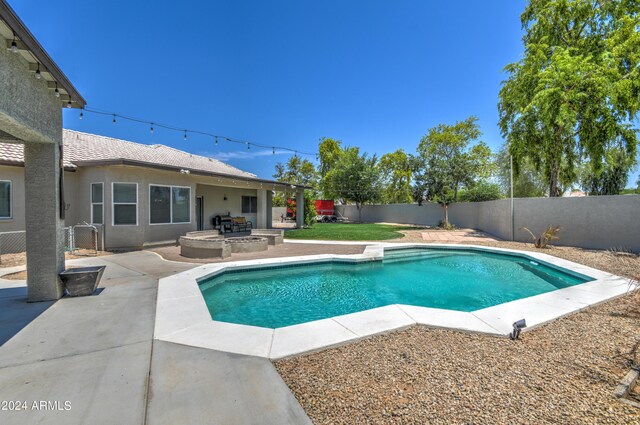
[0,224,103,265]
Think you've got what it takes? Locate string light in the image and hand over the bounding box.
[35,62,41,79]
[54,82,60,98]
[79,106,319,158]
[66,99,72,108]
[79,109,84,120]
[10,32,18,53]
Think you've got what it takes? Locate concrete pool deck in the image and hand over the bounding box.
[0,251,311,425]
[156,242,631,360]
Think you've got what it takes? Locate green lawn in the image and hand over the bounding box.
[284,223,420,241]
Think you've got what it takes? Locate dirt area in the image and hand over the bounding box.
[275,233,640,424]
[276,292,640,424]
[148,242,366,263]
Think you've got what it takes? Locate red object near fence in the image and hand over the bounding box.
[315,200,335,216]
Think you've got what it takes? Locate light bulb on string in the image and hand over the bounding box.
[214,136,218,146]
[184,130,188,141]
[150,123,154,134]
[247,142,250,150]
[79,109,83,120]
[66,100,72,108]
[35,63,41,79]
[112,114,117,125]
[54,82,60,98]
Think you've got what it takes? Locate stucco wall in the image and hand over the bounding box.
[0,39,61,143]
[335,195,640,251]
[272,207,287,221]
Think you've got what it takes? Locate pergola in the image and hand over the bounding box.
[0,0,85,301]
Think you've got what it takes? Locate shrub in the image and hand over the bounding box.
[521,226,561,248]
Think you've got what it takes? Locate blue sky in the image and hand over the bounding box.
[11,0,639,186]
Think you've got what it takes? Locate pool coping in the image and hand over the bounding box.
[154,242,632,360]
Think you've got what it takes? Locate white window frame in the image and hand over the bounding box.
[148,184,191,225]
[90,182,104,225]
[111,182,138,226]
[0,180,12,220]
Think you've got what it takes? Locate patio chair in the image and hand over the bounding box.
[231,217,253,232]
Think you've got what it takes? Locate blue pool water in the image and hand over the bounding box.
[198,248,591,328]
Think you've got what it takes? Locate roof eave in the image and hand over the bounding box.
[72,159,312,189]
[0,0,86,108]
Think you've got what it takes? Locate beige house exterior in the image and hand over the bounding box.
[0,129,305,250]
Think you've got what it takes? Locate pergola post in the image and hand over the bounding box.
[256,189,268,229]
[24,142,66,301]
[295,190,304,229]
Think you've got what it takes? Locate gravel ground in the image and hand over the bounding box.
[0,250,112,269]
[275,236,640,424]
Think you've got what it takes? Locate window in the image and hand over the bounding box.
[112,183,137,226]
[91,183,103,224]
[0,181,11,219]
[149,185,191,224]
[241,196,257,214]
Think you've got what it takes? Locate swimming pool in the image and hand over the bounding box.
[198,248,591,328]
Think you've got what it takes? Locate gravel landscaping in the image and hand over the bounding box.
[275,237,640,424]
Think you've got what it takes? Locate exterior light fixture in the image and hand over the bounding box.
[184,130,187,141]
[10,33,18,53]
[180,169,190,174]
[35,62,41,79]
[112,114,117,125]
[509,319,527,340]
[66,99,72,108]
[54,82,60,98]
[214,136,218,146]
[79,109,84,120]
[150,123,154,134]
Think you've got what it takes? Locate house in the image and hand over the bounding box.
[0,129,306,250]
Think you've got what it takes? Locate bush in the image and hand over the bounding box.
[303,191,316,228]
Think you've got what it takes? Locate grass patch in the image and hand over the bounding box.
[284,223,421,241]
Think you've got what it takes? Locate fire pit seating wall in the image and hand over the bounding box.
[250,229,284,245]
[180,233,230,259]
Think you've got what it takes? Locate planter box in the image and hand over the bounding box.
[60,266,106,297]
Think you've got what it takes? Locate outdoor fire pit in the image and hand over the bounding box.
[59,265,106,297]
[179,234,230,259]
[225,236,268,253]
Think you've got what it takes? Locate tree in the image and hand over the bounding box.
[323,147,382,221]
[272,155,318,206]
[458,182,504,202]
[578,144,637,195]
[495,146,548,197]
[317,137,343,199]
[413,116,493,225]
[499,0,640,197]
[379,149,413,204]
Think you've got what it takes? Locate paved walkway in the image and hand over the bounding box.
[420,228,501,243]
[0,251,311,425]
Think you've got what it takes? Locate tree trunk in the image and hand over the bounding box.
[357,203,362,223]
[443,204,449,226]
[549,158,560,197]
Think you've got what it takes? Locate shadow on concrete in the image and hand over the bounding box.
[0,287,54,346]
